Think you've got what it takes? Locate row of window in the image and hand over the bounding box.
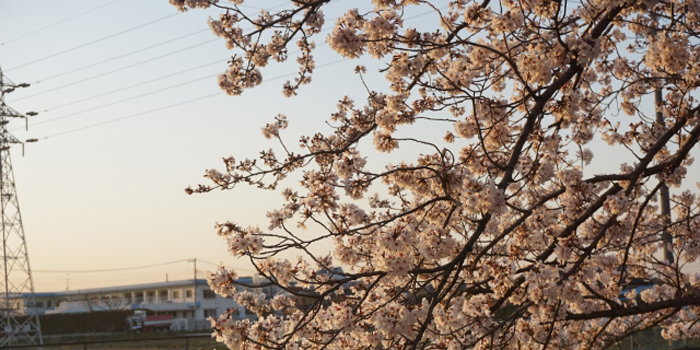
[28,289,217,309]
[122,289,193,299]
[26,301,50,308]
[115,289,203,302]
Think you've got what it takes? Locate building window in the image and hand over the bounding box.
[202,290,216,299]
[34,301,44,308]
[173,290,180,299]
[203,309,217,318]
[46,301,52,308]
[146,291,156,304]
[186,290,193,298]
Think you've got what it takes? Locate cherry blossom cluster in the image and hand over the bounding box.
[174,0,700,348]
[172,0,328,97]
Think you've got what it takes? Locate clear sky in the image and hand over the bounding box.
[0,0,457,293]
[2,0,697,293]
[0,0,388,292]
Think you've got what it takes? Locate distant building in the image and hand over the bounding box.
[22,277,281,330]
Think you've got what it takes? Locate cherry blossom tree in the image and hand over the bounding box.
[172,0,700,348]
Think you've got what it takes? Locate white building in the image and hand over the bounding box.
[23,278,268,330]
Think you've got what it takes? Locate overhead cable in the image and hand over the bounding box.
[37,59,346,139]
[15,4,442,136]
[29,73,218,128]
[6,12,181,71]
[34,259,190,273]
[1,0,124,46]
[28,6,442,137]
[10,0,317,101]
[34,29,211,84]
[6,0,292,72]
[39,59,222,112]
[11,38,219,102]
[42,92,223,139]
[35,258,258,274]
[197,259,257,273]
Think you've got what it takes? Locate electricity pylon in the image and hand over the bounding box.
[0,67,42,346]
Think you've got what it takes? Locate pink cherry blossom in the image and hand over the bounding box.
[174,0,700,348]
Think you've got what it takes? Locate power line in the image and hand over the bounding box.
[197,259,221,267]
[25,6,442,137]
[25,47,304,127]
[34,258,257,275]
[1,0,125,46]
[41,92,223,139]
[28,73,219,128]
[7,0,292,74]
[8,1,314,102]
[25,40,324,125]
[6,12,181,71]
[236,4,267,10]
[20,2,436,139]
[198,259,257,273]
[39,59,222,112]
[18,2,439,102]
[34,29,211,84]
[11,38,219,102]
[36,59,346,139]
[34,259,190,273]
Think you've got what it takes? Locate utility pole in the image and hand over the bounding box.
[0,67,42,346]
[189,258,198,329]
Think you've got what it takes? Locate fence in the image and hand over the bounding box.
[0,334,226,350]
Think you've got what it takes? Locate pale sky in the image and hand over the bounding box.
[0,0,456,293]
[1,0,697,293]
[0,0,383,292]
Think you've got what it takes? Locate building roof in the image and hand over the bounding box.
[26,276,272,299]
[26,279,209,298]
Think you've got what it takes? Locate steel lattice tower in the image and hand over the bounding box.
[0,67,42,346]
